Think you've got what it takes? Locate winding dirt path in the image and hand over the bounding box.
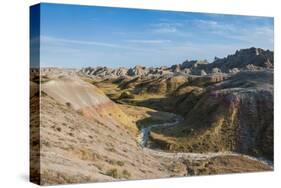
[137,112,183,147]
[137,112,273,168]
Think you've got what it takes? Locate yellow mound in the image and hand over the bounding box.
[41,75,136,133]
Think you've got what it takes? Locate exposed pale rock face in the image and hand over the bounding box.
[128,65,148,76]
[211,67,221,74]
[112,67,128,76]
[246,64,259,71]
[200,70,207,76]
[80,67,129,78]
[228,68,240,74]
[171,64,181,73]
[41,77,110,110]
[182,68,191,74]
[182,60,209,69]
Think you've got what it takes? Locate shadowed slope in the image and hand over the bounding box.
[150,71,273,161]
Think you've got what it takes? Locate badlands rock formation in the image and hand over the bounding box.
[80,47,273,78]
[78,47,273,162]
[152,70,273,161]
[30,47,273,185]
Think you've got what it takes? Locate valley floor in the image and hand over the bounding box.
[118,101,273,169]
[89,77,273,174]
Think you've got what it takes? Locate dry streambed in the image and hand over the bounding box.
[93,78,273,170]
[88,76,273,175]
[136,110,273,169]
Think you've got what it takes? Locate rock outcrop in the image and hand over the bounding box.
[128,65,148,76]
[210,47,273,71]
[80,47,273,79]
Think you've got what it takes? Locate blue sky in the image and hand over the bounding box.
[39,3,274,68]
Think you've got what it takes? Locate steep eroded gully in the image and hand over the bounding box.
[137,110,273,168]
[87,74,273,170]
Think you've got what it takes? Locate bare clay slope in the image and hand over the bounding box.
[39,74,171,185]
[42,75,135,132]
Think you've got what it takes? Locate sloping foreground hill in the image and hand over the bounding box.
[32,73,172,184]
[41,75,135,131]
[151,70,273,161]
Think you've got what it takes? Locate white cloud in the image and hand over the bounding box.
[215,25,273,47]
[153,27,177,33]
[194,20,219,28]
[40,35,165,55]
[126,39,171,44]
[191,19,236,33]
[41,36,127,49]
[188,18,273,49]
[150,23,181,33]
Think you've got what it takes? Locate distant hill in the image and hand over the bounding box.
[208,47,273,71]
[80,47,273,78]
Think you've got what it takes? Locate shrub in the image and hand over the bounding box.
[122,169,131,178]
[105,168,131,179]
[106,168,118,178]
[119,91,135,99]
[116,161,125,166]
[66,102,73,108]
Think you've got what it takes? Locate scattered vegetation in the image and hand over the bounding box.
[106,159,125,166]
[105,168,119,178]
[106,147,116,152]
[66,102,73,108]
[119,91,135,99]
[40,75,51,83]
[116,161,125,166]
[122,169,131,178]
[105,168,131,179]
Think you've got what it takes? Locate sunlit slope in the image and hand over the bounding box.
[38,74,172,184]
[41,75,136,132]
